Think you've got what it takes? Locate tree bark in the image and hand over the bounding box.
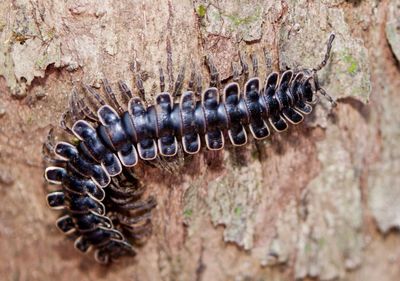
[0,0,399,280]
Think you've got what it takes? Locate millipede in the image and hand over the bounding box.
[43,34,336,264]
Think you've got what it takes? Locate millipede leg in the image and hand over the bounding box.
[108,185,145,199]
[71,91,98,122]
[263,47,273,72]
[121,168,140,182]
[59,111,74,135]
[108,179,146,201]
[206,56,220,88]
[122,219,152,235]
[173,64,185,97]
[118,196,157,213]
[124,225,152,242]
[112,212,152,226]
[239,52,249,81]
[318,87,337,106]
[196,71,203,96]
[42,129,65,165]
[159,65,165,93]
[44,128,56,152]
[232,62,239,82]
[109,190,146,205]
[118,81,133,100]
[83,85,106,107]
[95,239,135,264]
[69,105,80,124]
[251,54,259,77]
[312,33,336,105]
[131,61,146,102]
[69,90,84,120]
[136,74,146,102]
[102,79,123,113]
[188,61,196,91]
[77,98,98,122]
[42,148,64,165]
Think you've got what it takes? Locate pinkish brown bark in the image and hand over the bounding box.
[0,0,399,280]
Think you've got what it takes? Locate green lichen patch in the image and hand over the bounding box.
[35,54,49,69]
[200,1,264,42]
[196,4,207,18]
[207,155,263,249]
[279,3,371,105]
[26,115,34,125]
[183,209,193,218]
[342,54,358,75]
[234,206,243,217]
[225,11,260,27]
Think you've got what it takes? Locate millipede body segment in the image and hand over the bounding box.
[44,34,336,264]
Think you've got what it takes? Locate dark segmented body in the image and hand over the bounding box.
[78,70,314,162]
[44,34,336,264]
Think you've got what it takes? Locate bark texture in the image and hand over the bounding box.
[0,0,399,280]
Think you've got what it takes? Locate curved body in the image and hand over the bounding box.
[43,33,336,264]
[44,69,320,263]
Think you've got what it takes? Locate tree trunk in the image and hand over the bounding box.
[0,0,399,280]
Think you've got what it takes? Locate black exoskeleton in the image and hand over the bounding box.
[44,34,336,264]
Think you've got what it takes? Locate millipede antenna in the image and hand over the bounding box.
[313,33,335,72]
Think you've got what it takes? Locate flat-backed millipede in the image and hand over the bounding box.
[43,34,336,264]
